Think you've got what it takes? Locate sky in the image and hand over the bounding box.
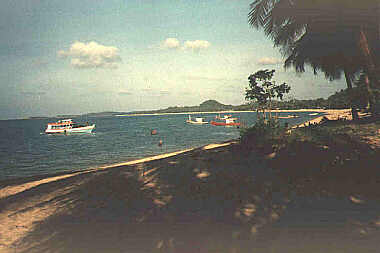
[0,0,347,120]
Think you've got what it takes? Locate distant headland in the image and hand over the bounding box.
[26,88,365,119]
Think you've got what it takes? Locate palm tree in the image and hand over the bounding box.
[283,29,362,119]
[248,0,380,116]
[354,72,380,112]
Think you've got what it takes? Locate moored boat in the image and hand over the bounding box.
[186,115,208,124]
[210,117,240,126]
[45,119,95,134]
[215,114,234,120]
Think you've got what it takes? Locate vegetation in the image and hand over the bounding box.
[241,113,379,191]
[248,0,380,116]
[239,1,380,207]
[245,69,290,119]
[75,88,374,118]
[269,118,380,199]
[240,117,286,154]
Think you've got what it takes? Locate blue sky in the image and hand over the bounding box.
[0,0,346,119]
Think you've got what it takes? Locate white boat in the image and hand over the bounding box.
[215,114,236,120]
[45,119,95,134]
[309,113,319,116]
[186,115,208,125]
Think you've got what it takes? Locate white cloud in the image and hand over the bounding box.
[58,41,122,69]
[183,40,211,50]
[160,38,211,51]
[257,57,283,65]
[162,38,180,49]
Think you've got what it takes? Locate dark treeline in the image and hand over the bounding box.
[128,87,380,115]
[78,86,379,118]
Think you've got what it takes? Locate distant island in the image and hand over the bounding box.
[29,87,378,119]
[81,87,376,117]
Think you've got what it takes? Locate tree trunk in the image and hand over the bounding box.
[268,98,272,120]
[358,28,380,89]
[363,74,375,112]
[343,68,359,120]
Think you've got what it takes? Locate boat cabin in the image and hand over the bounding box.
[46,119,74,130]
[225,118,236,124]
[195,117,206,123]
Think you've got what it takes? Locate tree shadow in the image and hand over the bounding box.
[5,144,289,253]
[5,137,380,253]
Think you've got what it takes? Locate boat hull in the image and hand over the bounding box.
[210,121,240,126]
[186,120,208,125]
[45,124,95,134]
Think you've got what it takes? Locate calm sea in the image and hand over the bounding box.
[0,112,320,180]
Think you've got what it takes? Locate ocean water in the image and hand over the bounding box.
[0,112,321,180]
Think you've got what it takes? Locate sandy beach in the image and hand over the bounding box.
[116,108,334,117]
[291,109,352,128]
[1,108,379,253]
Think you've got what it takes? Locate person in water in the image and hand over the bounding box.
[158,139,163,147]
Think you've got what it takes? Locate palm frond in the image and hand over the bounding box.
[248,0,274,28]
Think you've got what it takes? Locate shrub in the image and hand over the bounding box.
[240,118,286,153]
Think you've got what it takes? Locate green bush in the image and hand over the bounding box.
[240,118,286,152]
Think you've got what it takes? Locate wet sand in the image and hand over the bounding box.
[1,109,379,253]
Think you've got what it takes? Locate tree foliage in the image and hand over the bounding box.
[246,69,290,118]
[248,0,380,116]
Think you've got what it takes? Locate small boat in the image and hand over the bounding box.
[215,114,234,120]
[45,119,95,134]
[210,117,240,126]
[309,113,319,116]
[186,115,208,125]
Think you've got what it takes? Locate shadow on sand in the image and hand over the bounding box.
[1,136,380,253]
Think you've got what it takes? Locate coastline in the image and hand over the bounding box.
[0,109,351,193]
[0,109,350,192]
[116,108,335,117]
[0,142,237,200]
[291,109,351,128]
[0,140,240,251]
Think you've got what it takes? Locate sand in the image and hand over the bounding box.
[291,109,352,128]
[0,142,240,201]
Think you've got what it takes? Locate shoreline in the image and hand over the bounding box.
[0,109,351,189]
[291,109,351,128]
[116,108,345,117]
[0,109,352,198]
[0,141,237,200]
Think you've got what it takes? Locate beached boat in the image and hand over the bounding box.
[186,115,208,125]
[210,117,240,127]
[45,119,95,134]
